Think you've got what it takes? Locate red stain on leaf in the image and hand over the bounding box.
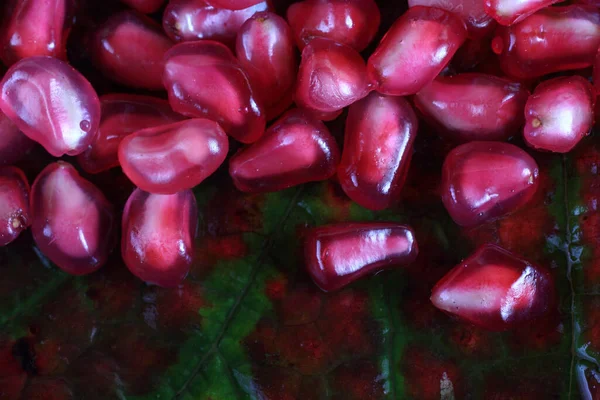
[274,324,333,375]
[330,360,385,400]
[450,324,494,357]
[20,378,73,400]
[250,366,301,400]
[265,276,289,301]
[150,282,208,332]
[402,347,463,400]
[277,287,322,326]
[0,339,26,400]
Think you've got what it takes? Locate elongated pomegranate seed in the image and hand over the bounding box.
[287,0,381,52]
[304,222,418,292]
[592,47,600,92]
[441,141,539,227]
[205,0,263,9]
[162,0,270,48]
[0,167,30,246]
[163,40,266,143]
[119,119,229,194]
[236,11,296,121]
[367,6,467,96]
[431,244,555,331]
[408,0,494,36]
[492,5,600,79]
[92,11,173,90]
[229,109,339,193]
[484,0,559,26]
[524,76,595,153]
[414,73,529,142]
[77,94,185,175]
[120,0,166,14]
[0,56,100,157]
[31,162,116,275]
[0,110,34,166]
[295,37,371,115]
[338,93,418,211]
[122,188,197,287]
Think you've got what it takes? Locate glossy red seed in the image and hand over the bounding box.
[120,0,166,14]
[414,73,529,142]
[492,5,600,79]
[295,37,371,115]
[431,243,555,331]
[524,76,595,153]
[122,188,197,287]
[31,162,115,275]
[304,222,418,292]
[338,93,418,211]
[119,119,229,194]
[0,167,30,246]
[0,110,35,166]
[367,6,467,96]
[287,0,381,52]
[92,11,173,90]
[236,11,296,121]
[163,40,266,143]
[593,47,600,92]
[0,56,100,157]
[205,0,263,9]
[441,141,539,227]
[484,0,559,26]
[229,109,340,193]
[77,94,185,174]
[408,0,494,36]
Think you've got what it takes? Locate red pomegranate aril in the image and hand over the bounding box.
[338,93,418,211]
[0,56,100,157]
[0,167,30,246]
[492,5,600,79]
[441,141,539,227]
[524,76,595,153]
[431,243,555,331]
[484,0,559,26]
[367,6,467,96]
[408,0,494,37]
[414,73,530,142]
[92,11,173,90]
[77,94,185,175]
[229,109,339,193]
[593,47,600,91]
[304,222,418,292]
[295,37,371,115]
[119,119,229,194]
[122,188,197,287]
[120,0,166,14]
[236,11,296,121]
[205,0,263,9]
[0,110,35,166]
[162,0,270,48]
[31,162,116,275]
[287,0,381,52]
[163,40,266,144]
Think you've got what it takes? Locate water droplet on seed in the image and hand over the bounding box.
[80,120,91,132]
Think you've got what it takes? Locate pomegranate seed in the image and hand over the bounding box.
[484,0,560,26]
[431,244,555,331]
[122,188,198,287]
[287,0,381,52]
[492,5,600,79]
[236,11,297,121]
[524,76,595,153]
[414,73,530,142]
[31,162,116,275]
[304,222,418,292]
[92,11,173,90]
[119,0,166,14]
[0,109,35,166]
[338,93,418,211]
[593,47,600,92]
[408,0,494,37]
[163,40,266,143]
[76,94,185,175]
[0,167,30,246]
[295,37,371,115]
[205,0,263,9]
[0,56,100,157]
[367,6,467,96]
[229,109,340,193]
[119,119,229,194]
[441,141,539,227]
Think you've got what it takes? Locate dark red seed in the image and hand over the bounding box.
[0,166,30,246]
[120,0,166,14]
[484,0,559,26]
[205,0,263,9]
[0,109,35,166]
[408,0,494,37]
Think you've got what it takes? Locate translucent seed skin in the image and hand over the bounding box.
[205,0,263,9]
[484,0,560,26]
[287,0,381,52]
[92,11,173,90]
[431,244,555,331]
[229,109,340,193]
[119,119,229,194]
[338,93,418,211]
[0,109,35,166]
[120,0,166,14]
[31,162,116,275]
[493,5,600,79]
[592,46,600,92]
[408,0,494,37]
[77,94,185,175]
[0,56,101,157]
[304,222,418,292]
[367,6,467,96]
[122,188,198,288]
[0,167,30,246]
[441,141,540,227]
[414,73,530,142]
[163,40,266,144]
[524,76,595,153]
